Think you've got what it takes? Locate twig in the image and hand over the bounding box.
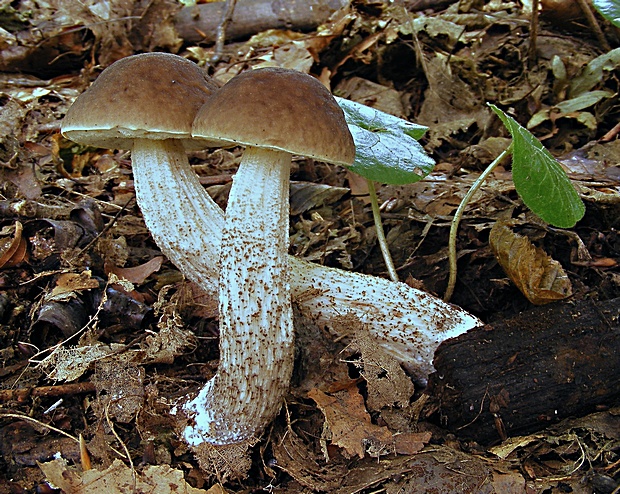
[600,121,620,142]
[367,179,399,282]
[0,382,96,402]
[444,144,512,302]
[576,0,611,52]
[0,412,80,443]
[212,0,238,62]
[528,0,539,67]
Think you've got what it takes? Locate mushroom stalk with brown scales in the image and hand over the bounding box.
[179,68,481,452]
[182,68,356,447]
[60,52,221,292]
[132,149,480,377]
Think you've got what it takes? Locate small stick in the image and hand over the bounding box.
[528,0,539,67]
[600,121,620,142]
[0,382,96,401]
[212,0,238,63]
[576,0,611,52]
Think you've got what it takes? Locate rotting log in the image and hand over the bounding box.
[425,297,620,445]
[175,0,350,44]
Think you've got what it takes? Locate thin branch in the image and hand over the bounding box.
[212,0,238,62]
[576,0,611,52]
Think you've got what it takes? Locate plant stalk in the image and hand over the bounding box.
[444,144,513,302]
[367,179,399,282]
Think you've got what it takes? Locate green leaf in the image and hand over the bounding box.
[568,47,620,98]
[336,97,435,185]
[489,104,585,228]
[592,0,620,28]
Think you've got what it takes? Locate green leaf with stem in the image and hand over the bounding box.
[444,105,586,301]
[489,104,585,229]
[444,145,513,302]
[336,97,436,281]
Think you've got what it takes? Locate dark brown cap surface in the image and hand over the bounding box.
[62,52,219,149]
[192,68,355,166]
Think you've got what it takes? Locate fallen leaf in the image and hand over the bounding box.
[489,220,572,305]
[47,270,100,301]
[308,387,394,459]
[40,343,121,382]
[105,256,164,285]
[352,328,415,411]
[39,457,208,493]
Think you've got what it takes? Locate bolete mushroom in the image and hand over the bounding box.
[61,52,222,293]
[62,57,480,460]
[181,68,356,447]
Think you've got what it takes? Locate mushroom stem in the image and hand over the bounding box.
[131,138,222,295]
[185,146,294,445]
[287,257,474,379]
[131,140,480,385]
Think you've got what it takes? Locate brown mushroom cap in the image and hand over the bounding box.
[61,52,219,150]
[192,67,355,166]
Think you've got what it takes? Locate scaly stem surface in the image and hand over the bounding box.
[183,147,294,446]
[132,138,222,295]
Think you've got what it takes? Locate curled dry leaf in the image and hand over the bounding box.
[0,220,27,268]
[489,221,573,305]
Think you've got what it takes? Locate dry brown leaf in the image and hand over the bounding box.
[393,431,432,455]
[271,424,347,491]
[352,328,415,411]
[308,387,394,459]
[206,484,229,494]
[91,354,145,423]
[39,457,208,493]
[48,270,100,302]
[105,256,164,285]
[40,343,120,382]
[142,325,196,364]
[489,221,573,305]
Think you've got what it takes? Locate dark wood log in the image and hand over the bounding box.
[425,297,620,445]
[175,0,349,44]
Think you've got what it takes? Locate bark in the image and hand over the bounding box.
[175,0,350,44]
[425,297,620,445]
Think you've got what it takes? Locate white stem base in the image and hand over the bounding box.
[183,147,294,446]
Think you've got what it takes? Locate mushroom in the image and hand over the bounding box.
[62,58,480,454]
[61,52,222,293]
[181,68,356,447]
